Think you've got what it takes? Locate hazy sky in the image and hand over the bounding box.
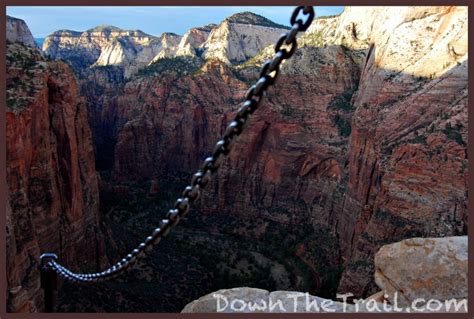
[6,6,344,38]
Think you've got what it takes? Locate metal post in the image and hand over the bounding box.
[40,253,58,313]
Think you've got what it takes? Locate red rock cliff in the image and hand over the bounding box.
[6,39,107,312]
[334,6,468,296]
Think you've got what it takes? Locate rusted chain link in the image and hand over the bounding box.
[40,5,315,284]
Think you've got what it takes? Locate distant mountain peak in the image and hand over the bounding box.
[6,15,22,22]
[224,11,290,29]
[195,23,217,32]
[87,24,123,32]
[161,32,180,38]
[51,29,82,36]
[6,15,38,48]
[85,25,153,37]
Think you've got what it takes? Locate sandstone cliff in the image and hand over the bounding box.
[96,32,182,78]
[175,24,216,57]
[6,15,37,48]
[43,12,291,77]
[6,17,107,312]
[202,12,290,64]
[332,6,468,296]
[147,32,183,63]
[43,25,181,78]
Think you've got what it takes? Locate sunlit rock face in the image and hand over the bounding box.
[374,236,467,308]
[42,12,289,75]
[201,12,290,64]
[175,24,216,57]
[6,15,37,47]
[43,25,182,78]
[331,6,468,297]
[42,25,152,68]
[95,32,182,78]
[147,33,184,63]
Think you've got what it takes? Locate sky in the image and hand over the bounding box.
[6,6,344,38]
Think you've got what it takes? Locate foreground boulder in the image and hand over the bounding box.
[374,236,468,308]
[181,287,378,313]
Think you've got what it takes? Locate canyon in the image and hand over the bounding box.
[6,6,468,313]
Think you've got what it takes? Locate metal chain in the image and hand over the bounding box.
[40,5,315,284]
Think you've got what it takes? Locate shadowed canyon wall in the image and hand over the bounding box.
[6,16,107,312]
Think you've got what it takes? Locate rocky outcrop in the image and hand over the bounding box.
[96,32,182,78]
[6,15,37,47]
[202,12,290,64]
[374,236,467,307]
[42,25,146,68]
[147,32,182,62]
[181,287,387,313]
[181,287,356,313]
[175,24,215,57]
[6,24,107,312]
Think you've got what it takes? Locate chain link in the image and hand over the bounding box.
[41,5,315,284]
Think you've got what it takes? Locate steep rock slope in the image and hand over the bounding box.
[202,12,290,64]
[147,32,183,63]
[97,32,182,78]
[334,6,468,296]
[175,24,216,57]
[42,25,152,68]
[6,17,107,312]
[236,6,468,297]
[6,15,37,48]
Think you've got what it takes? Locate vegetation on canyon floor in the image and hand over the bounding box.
[55,171,343,312]
[136,57,203,78]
